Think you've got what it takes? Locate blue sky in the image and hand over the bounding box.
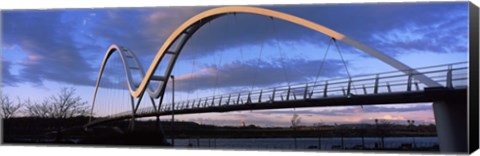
[1,2,469,126]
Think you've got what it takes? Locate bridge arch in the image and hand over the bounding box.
[92,6,441,118]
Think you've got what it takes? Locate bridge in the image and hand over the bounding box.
[85,6,470,153]
[87,62,467,125]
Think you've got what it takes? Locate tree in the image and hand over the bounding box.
[314,121,324,149]
[23,87,89,141]
[24,87,89,119]
[291,113,302,128]
[291,113,301,149]
[374,119,393,149]
[0,95,22,119]
[407,120,417,148]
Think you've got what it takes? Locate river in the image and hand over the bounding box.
[172,137,438,150]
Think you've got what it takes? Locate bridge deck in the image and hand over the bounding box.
[86,87,466,127]
[86,62,468,128]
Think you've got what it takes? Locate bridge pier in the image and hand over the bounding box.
[431,89,468,153]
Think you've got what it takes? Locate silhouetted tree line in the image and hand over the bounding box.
[0,95,22,119]
[2,87,90,141]
[1,87,89,118]
[90,120,437,139]
[3,116,90,135]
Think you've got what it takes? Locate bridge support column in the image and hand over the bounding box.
[432,90,467,153]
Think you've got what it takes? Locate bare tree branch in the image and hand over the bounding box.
[23,87,89,119]
[0,95,22,119]
[291,113,302,128]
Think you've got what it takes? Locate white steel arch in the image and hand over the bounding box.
[91,6,441,118]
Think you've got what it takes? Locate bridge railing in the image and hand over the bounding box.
[155,62,467,112]
[109,62,468,118]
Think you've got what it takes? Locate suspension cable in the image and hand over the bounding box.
[234,13,248,92]
[186,29,199,101]
[114,56,119,115]
[250,39,265,91]
[108,58,113,116]
[122,71,126,114]
[113,57,117,116]
[249,16,268,91]
[212,15,229,97]
[333,38,359,108]
[234,13,245,62]
[312,38,333,88]
[113,55,119,115]
[333,38,351,78]
[109,56,115,116]
[270,17,291,86]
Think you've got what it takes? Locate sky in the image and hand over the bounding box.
[1,2,469,127]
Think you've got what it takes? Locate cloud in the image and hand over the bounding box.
[173,59,346,92]
[370,114,406,121]
[255,104,432,116]
[2,11,96,86]
[89,7,210,60]
[82,2,469,78]
[1,59,20,86]
[274,3,468,55]
[1,2,468,89]
[371,15,468,54]
[180,104,434,126]
[362,104,432,113]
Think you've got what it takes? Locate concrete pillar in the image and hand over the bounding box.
[432,94,468,153]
